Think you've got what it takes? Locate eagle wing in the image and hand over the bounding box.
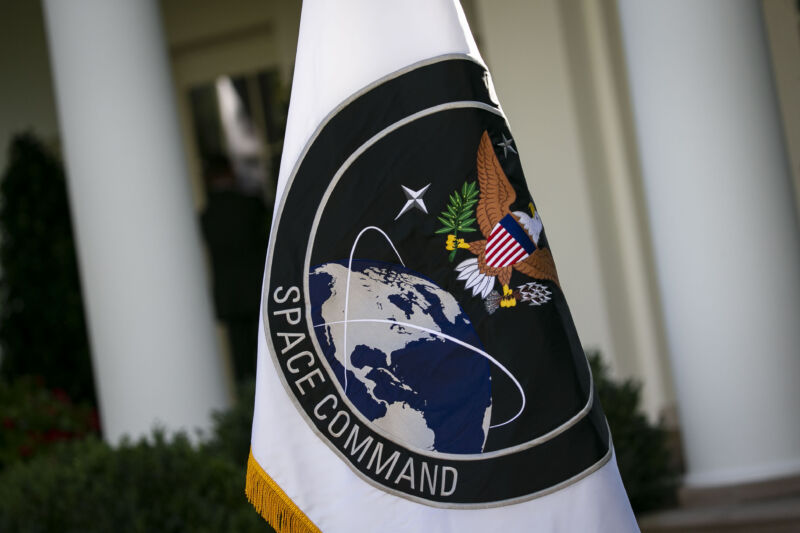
[514,248,560,288]
[476,130,516,237]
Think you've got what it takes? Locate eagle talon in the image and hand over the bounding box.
[499,285,516,308]
[445,234,469,251]
[500,296,517,308]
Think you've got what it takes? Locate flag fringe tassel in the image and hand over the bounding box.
[246,449,321,533]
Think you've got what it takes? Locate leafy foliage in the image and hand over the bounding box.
[0,134,94,403]
[0,351,678,530]
[589,351,679,514]
[204,379,255,465]
[436,181,478,261]
[0,134,274,532]
[0,432,266,533]
[0,381,269,532]
[0,376,98,470]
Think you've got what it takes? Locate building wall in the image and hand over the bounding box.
[471,0,675,419]
[763,0,800,220]
[471,0,617,365]
[160,0,301,210]
[470,0,800,421]
[0,1,60,173]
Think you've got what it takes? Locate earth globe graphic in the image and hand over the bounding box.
[309,260,492,454]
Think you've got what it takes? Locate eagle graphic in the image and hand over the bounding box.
[445,131,560,309]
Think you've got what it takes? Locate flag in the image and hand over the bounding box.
[247,1,638,531]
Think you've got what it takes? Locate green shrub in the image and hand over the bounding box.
[0,431,266,533]
[0,376,98,470]
[589,351,679,513]
[0,379,272,533]
[204,379,255,464]
[0,353,674,530]
[0,134,94,403]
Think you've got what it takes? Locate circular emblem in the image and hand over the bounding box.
[264,57,610,507]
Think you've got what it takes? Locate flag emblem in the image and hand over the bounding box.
[440,131,559,312]
[260,56,611,509]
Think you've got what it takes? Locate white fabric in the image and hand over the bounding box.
[275,0,481,205]
[252,1,639,531]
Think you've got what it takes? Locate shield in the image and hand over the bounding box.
[484,213,536,268]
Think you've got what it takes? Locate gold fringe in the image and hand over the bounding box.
[246,449,322,533]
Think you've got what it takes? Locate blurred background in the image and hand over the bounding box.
[0,0,799,531]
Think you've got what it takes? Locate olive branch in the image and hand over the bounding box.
[436,181,479,262]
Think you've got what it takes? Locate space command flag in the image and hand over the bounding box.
[246,1,638,531]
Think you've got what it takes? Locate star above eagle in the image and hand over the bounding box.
[444,131,560,308]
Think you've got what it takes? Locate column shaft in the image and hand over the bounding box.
[43,0,230,443]
[618,0,800,486]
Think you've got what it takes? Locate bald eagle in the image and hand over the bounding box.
[446,131,559,308]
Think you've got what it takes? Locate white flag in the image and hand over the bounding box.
[247,1,639,531]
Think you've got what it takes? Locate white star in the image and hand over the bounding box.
[497,133,517,158]
[394,183,431,220]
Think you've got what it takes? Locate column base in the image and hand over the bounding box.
[638,472,800,532]
[680,471,800,508]
[684,457,800,489]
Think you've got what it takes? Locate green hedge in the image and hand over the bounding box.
[589,352,679,513]
[0,376,98,470]
[0,358,675,531]
[0,432,267,533]
[0,134,94,403]
[0,380,268,533]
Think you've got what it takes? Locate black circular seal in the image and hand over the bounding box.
[263,56,610,507]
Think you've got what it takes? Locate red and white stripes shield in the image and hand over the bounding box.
[485,214,536,268]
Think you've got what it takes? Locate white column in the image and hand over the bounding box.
[43,0,230,443]
[618,0,800,487]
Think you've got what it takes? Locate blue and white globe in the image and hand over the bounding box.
[309,260,492,454]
